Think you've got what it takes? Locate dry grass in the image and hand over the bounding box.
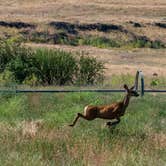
[0,0,166,23]
[149,132,166,149]
[0,0,165,43]
[21,120,43,138]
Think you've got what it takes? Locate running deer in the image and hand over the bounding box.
[69,84,139,127]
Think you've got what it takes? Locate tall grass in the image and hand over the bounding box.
[0,92,165,165]
[34,49,78,85]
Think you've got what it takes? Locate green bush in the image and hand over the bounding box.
[0,69,15,86]
[128,39,165,49]
[0,39,105,86]
[0,38,37,83]
[23,73,38,86]
[7,49,36,83]
[81,36,120,48]
[77,55,105,85]
[0,39,17,72]
[150,40,165,49]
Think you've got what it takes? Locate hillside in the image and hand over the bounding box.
[0,0,166,78]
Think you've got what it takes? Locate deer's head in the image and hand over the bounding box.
[124,84,139,97]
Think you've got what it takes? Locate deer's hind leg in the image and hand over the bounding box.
[69,113,80,127]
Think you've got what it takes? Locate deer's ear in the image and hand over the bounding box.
[124,84,129,91]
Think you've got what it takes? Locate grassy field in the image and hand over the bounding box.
[0,92,165,165]
[0,0,166,165]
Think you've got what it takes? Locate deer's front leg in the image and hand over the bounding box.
[106,117,121,127]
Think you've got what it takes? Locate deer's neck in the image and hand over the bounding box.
[122,94,130,109]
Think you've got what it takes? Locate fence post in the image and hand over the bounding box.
[134,70,144,96]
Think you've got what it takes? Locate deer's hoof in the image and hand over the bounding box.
[106,122,112,127]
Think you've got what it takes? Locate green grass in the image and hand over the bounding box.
[105,74,166,89]
[79,36,120,48]
[0,92,165,165]
[25,30,165,49]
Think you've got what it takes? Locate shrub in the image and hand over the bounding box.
[0,69,15,86]
[0,39,105,86]
[81,36,120,48]
[34,49,78,85]
[0,38,34,72]
[0,38,37,83]
[0,39,17,72]
[128,38,165,49]
[23,73,38,86]
[6,46,36,83]
[77,55,105,85]
[150,40,165,49]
